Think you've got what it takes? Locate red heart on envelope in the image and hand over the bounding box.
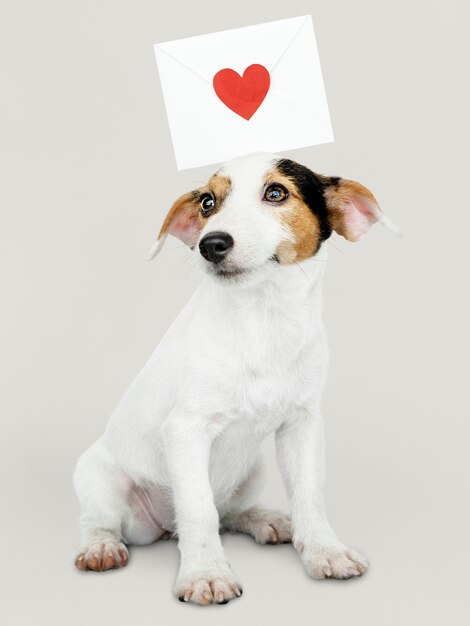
[213,64,270,120]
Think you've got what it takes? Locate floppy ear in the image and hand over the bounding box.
[148,191,201,259]
[324,178,400,242]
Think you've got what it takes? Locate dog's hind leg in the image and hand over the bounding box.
[221,457,292,545]
[223,507,292,544]
[73,440,132,572]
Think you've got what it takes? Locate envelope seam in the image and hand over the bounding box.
[155,45,212,84]
[269,15,310,74]
[155,15,310,82]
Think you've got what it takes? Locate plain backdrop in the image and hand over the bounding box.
[1,1,469,625]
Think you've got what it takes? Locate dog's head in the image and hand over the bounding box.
[150,153,398,281]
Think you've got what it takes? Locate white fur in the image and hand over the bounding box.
[73,153,369,604]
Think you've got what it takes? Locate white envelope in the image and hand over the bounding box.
[154,16,333,170]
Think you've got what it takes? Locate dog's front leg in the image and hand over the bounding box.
[276,408,368,580]
[163,411,242,605]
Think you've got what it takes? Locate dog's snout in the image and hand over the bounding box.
[199,232,234,264]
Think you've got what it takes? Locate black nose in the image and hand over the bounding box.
[199,232,234,264]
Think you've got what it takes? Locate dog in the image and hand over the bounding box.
[73,153,397,605]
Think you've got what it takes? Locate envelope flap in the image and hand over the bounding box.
[154,15,310,83]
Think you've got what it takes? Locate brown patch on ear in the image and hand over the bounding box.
[149,175,232,259]
[324,179,380,242]
[157,191,200,247]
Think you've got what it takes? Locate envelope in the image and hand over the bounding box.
[154,16,333,170]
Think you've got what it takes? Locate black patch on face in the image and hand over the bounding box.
[276,159,333,246]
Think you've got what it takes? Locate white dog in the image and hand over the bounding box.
[74,153,396,605]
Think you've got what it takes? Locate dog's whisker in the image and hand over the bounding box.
[188,178,209,187]
[327,238,344,254]
[294,261,316,288]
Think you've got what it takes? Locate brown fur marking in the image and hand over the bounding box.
[265,170,322,264]
[324,179,378,240]
[157,191,199,240]
[157,175,232,243]
[196,174,232,227]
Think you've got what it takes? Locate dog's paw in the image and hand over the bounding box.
[250,513,292,544]
[300,544,368,580]
[175,566,242,605]
[75,541,129,572]
[223,507,292,544]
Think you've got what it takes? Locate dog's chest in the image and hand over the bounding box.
[236,336,318,419]
[191,298,322,422]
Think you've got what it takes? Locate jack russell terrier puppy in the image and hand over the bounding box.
[74,153,397,605]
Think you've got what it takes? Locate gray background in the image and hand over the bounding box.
[1,0,468,624]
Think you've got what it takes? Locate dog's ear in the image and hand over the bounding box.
[148,191,200,260]
[323,177,400,242]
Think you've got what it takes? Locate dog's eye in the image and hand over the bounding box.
[264,184,288,203]
[200,194,215,216]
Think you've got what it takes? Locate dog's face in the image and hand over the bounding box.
[150,153,391,281]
